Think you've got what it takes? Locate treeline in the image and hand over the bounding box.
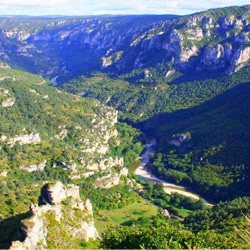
[99,196,250,249]
[137,181,204,214]
[184,196,250,233]
[100,222,242,249]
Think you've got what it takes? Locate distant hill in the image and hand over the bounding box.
[0,5,248,82]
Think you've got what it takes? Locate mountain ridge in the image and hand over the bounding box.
[0,5,249,82]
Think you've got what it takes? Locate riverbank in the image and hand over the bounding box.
[135,139,214,206]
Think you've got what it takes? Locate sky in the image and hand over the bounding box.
[0,0,249,16]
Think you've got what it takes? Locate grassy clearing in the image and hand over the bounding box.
[94,197,158,233]
[128,159,141,172]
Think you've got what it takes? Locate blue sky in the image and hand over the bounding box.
[0,0,249,16]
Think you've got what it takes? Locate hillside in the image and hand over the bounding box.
[0,68,145,248]
[61,67,250,121]
[148,79,250,201]
[0,68,123,177]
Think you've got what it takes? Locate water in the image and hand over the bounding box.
[135,139,214,206]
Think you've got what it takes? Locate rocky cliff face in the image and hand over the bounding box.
[10,182,99,250]
[0,5,249,81]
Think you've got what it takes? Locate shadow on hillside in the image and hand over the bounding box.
[135,81,250,136]
[0,211,31,249]
[129,81,250,201]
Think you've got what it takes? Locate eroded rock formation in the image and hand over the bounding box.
[10,182,99,250]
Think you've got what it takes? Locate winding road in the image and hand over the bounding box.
[135,139,213,206]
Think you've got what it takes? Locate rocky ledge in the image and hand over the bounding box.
[10,181,99,250]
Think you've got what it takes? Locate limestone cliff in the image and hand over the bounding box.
[10,182,99,250]
[0,5,249,81]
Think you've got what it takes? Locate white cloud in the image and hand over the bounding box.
[0,0,68,5]
[0,0,249,16]
[70,0,250,15]
[0,0,77,15]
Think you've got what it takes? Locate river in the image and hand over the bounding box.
[135,139,214,206]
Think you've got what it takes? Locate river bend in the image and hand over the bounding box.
[135,139,213,206]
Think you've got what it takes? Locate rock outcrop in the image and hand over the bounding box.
[0,61,10,68]
[228,45,250,73]
[8,133,41,146]
[10,182,99,250]
[19,160,47,172]
[1,97,15,107]
[96,167,128,188]
[0,88,15,107]
[40,182,81,205]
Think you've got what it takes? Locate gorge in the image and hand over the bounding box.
[0,4,250,249]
